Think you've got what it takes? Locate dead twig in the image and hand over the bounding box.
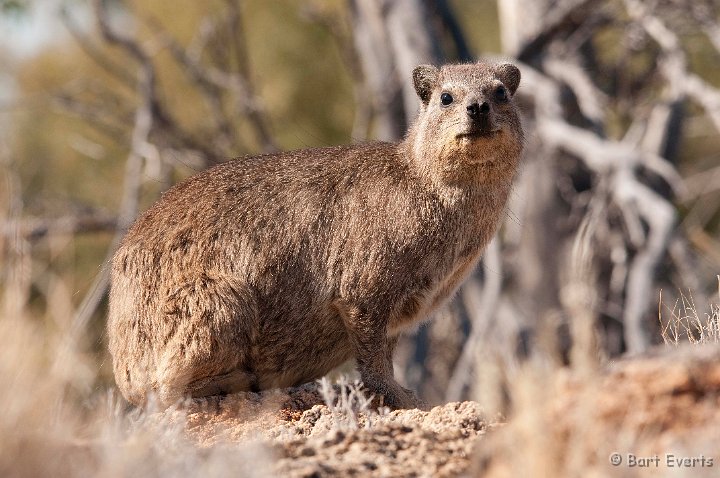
[59,7,136,90]
[65,0,161,350]
[224,0,276,152]
[0,214,118,241]
[446,237,503,402]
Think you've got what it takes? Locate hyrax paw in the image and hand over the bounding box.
[401,387,429,410]
[373,386,426,410]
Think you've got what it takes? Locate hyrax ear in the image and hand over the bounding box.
[412,65,439,105]
[494,63,521,96]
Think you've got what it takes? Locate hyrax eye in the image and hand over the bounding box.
[495,86,508,102]
[440,92,454,106]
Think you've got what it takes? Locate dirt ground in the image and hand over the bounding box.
[160,344,720,477]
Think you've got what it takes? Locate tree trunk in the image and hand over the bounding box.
[349,0,439,140]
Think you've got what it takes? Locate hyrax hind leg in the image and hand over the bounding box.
[153,273,259,405]
[335,301,425,410]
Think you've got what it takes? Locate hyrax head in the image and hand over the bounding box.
[411,61,523,183]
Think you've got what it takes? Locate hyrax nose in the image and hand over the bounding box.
[467,101,490,119]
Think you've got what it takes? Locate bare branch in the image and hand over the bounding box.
[446,237,502,401]
[511,59,682,353]
[146,17,240,154]
[430,0,473,61]
[685,74,720,134]
[300,4,373,140]
[615,172,676,353]
[60,7,136,90]
[67,0,160,342]
[349,0,438,140]
[0,146,31,319]
[680,164,720,202]
[624,0,720,133]
[0,214,117,241]
[687,227,720,268]
[543,54,608,128]
[92,0,149,65]
[92,0,226,166]
[224,0,277,152]
[515,0,603,62]
[52,91,128,140]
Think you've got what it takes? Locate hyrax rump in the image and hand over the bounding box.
[108,61,524,409]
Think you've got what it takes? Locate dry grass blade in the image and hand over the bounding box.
[659,279,720,347]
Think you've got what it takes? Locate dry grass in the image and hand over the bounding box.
[659,277,720,346]
[2,300,719,477]
[1,243,719,478]
[466,228,720,477]
[0,313,276,478]
[473,343,720,478]
[317,376,388,430]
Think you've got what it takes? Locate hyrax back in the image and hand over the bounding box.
[108,61,524,408]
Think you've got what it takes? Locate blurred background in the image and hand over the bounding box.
[1,0,719,407]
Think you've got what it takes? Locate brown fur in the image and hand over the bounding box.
[108,61,524,409]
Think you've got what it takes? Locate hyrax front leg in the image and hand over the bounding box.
[336,302,423,410]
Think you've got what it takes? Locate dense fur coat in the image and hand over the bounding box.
[108,61,524,408]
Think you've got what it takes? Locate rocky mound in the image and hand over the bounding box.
[162,345,720,477]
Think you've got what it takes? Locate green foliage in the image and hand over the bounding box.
[0,0,27,16]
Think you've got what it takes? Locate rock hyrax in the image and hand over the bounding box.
[108,61,524,409]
